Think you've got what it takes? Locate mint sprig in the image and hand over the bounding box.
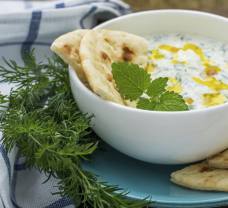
[112,62,150,100]
[112,62,189,112]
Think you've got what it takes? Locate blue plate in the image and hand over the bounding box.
[84,144,228,208]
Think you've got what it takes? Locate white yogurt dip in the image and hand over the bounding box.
[147,33,228,109]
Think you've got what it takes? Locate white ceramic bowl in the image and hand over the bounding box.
[69,10,228,164]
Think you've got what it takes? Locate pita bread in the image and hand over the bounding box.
[50,29,88,83]
[79,29,149,104]
[171,162,228,192]
[208,149,228,169]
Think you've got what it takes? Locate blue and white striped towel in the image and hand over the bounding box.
[0,1,130,207]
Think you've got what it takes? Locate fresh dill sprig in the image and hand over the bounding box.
[0,51,150,208]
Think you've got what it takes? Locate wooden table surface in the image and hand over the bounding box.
[124,0,228,17]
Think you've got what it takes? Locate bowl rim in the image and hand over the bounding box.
[70,9,228,115]
[95,9,228,30]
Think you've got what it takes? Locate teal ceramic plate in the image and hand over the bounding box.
[84,144,228,208]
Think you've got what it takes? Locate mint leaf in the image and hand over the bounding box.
[154,91,188,111]
[137,98,156,110]
[112,62,150,100]
[137,92,188,111]
[147,77,168,97]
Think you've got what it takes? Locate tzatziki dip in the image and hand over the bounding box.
[147,33,228,110]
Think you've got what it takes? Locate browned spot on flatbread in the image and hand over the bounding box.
[74,48,79,54]
[200,166,210,172]
[122,46,134,61]
[104,38,111,43]
[106,73,113,82]
[63,44,71,54]
[101,51,111,62]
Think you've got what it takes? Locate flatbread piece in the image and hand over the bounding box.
[79,29,149,104]
[171,162,228,192]
[208,149,228,169]
[50,29,88,83]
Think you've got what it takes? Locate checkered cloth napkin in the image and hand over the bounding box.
[0,1,130,207]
